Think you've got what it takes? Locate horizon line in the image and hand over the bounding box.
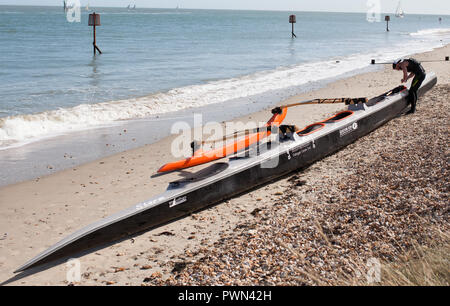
[0,4,449,16]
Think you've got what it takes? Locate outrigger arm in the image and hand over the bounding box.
[271,97,368,114]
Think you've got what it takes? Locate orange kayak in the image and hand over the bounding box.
[158,107,288,173]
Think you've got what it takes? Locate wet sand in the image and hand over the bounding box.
[0,44,449,285]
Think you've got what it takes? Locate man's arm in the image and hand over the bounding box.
[406,72,415,81]
[401,65,409,83]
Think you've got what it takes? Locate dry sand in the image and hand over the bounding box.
[0,44,449,285]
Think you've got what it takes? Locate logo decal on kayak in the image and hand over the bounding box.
[169,196,187,208]
[291,141,314,158]
[136,196,166,211]
[339,122,358,137]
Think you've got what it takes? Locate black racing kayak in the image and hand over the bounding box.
[15,72,437,273]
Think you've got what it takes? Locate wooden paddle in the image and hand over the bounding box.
[271,97,368,114]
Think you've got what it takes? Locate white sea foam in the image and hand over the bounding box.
[0,58,369,147]
[410,28,450,37]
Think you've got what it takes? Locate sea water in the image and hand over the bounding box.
[0,6,449,149]
[0,6,449,148]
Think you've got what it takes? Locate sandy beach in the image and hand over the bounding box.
[0,44,449,286]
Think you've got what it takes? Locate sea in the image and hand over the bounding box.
[0,5,449,185]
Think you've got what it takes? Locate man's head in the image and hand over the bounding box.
[393,59,403,70]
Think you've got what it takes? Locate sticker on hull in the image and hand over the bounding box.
[135,196,166,211]
[291,141,314,158]
[169,196,188,208]
[339,122,358,137]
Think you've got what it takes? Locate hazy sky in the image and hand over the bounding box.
[1,0,449,15]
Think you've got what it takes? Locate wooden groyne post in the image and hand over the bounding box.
[385,15,390,32]
[289,15,297,38]
[89,12,102,55]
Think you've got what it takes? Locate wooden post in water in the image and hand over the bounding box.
[89,12,102,55]
[385,15,390,32]
[289,15,297,38]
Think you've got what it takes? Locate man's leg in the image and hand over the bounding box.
[407,91,417,114]
[407,75,425,114]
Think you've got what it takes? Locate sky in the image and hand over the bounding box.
[0,0,449,15]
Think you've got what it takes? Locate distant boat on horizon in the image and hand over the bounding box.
[395,1,405,18]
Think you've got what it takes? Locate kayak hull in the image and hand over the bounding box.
[15,73,437,273]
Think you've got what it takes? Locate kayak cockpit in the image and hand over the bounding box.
[321,111,354,123]
[297,123,325,136]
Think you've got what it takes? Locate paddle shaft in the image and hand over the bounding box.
[195,97,367,146]
[279,97,368,109]
[372,56,449,65]
[197,126,271,145]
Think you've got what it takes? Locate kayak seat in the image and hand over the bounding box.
[296,123,325,136]
[366,96,385,106]
[366,85,408,106]
[321,111,354,123]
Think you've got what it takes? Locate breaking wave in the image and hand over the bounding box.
[410,28,450,37]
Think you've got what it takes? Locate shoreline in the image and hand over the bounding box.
[0,63,380,188]
[2,38,450,186]
[0,44,449,285]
